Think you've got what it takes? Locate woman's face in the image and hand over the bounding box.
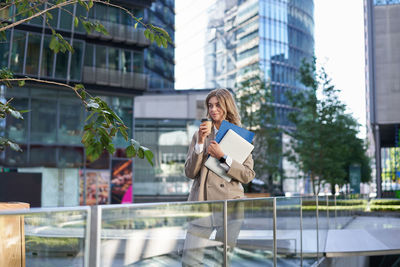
[208,96,225,123]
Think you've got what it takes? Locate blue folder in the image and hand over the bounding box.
[215,120,255,144]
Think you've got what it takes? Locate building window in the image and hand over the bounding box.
[26,33,41,75]
[41,35,55,78]
[70,40,84,80]
[10,31,26,74]
[31,98,57,144]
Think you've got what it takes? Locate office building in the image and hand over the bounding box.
[0,0,175,207]
[364,0,400,197]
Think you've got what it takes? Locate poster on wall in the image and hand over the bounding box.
[79,169,110,205]
[111,159,133,204]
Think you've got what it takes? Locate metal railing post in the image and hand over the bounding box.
[89,205,102,267]
[273,198,277,267]
[223,200,228,267]
[334,195,337,229]
[316,196,319,262]
[300,198,303,267]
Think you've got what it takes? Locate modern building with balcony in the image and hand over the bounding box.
[0,0,175,207]
[364,0,400,197]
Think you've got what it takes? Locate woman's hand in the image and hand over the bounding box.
[208,140,224,159]
[198,122,211,144]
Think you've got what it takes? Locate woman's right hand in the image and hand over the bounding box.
[198,122,211,144]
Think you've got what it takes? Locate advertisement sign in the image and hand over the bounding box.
[349,164,361,194]
[111,159,133,204]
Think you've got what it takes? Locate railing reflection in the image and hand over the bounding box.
[0,195,400,267]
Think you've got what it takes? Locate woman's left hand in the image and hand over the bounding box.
[208,140,225,159]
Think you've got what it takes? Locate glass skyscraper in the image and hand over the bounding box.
[205,0,314,127]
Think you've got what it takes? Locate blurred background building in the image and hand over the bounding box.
[0,0,176,207]
[364,0,400,198]
[0,0,320,206]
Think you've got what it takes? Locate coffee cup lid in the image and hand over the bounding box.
[201,118,212,122]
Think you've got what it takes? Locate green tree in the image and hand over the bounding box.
[235,72,282,194]
[286,58,371,195]
[0,0,172,164]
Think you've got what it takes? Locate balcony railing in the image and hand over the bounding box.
[1,195,400,267]
[83,67,148,90]
[87,21,151,47]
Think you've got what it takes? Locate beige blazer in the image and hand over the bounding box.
[185,128,255,201]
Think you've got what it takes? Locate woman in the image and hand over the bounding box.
[182,88,255,266]
[185,88,255,201]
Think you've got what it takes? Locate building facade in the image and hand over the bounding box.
[0,0,175,207]
[364,0,400,197]
[205,0,314,128]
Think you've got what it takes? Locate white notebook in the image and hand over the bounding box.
[205,129,254,182]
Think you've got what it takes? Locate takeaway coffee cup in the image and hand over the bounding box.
[201,118,212,136]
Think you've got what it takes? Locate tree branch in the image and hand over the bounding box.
[0,77,86,104]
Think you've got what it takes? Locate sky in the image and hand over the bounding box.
[175,0,366,137]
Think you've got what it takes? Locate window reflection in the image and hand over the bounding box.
[10,31,26,74]
[31,98,57,144]
[5,98,28,143]
[59,99,84,145]
[30,145,57,167]
[26,33,41,75]
[70,41,84,80]
[41,35,55,77]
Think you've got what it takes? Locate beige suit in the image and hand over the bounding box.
[185,128,255,201]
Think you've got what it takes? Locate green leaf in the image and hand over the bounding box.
[134,22,138,29]
[74,17,79,28]
[18,80,25,87]
[88,0,94,9]
[142,146,154,166]
[49,36,59,53]
[130,139,140,152]
[87,100,100,109]
[126,145,136,158]
[110,127,117,137]
[138,147,144,159]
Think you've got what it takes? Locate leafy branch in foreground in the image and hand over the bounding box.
[0,0,174,165]
[0,73,154,166]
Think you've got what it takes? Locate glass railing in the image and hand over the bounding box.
[1,195,400,266]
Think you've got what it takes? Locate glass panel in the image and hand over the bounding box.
[96,45,106,68]
[133,51,143,73]
[46,1,59,28]
[41,35,54,77]
[3,145,27,166]
[30,98,57,143]
[5,97,28,143]
[30,3,43,25]
[95,4,107,21]
[70,40,84,80]
[58,147,84,168]
[55,49,69,79]
[0,31,10,67]
[301,196,319,262]
[16,210,87,265]
[59,4,73,30]
[25,33,41,75]
[113,106,132,147]
[227,198,274,265]
[10,31,26,74]
[276,197,304,266]
[101,201,224,266]
[108,47,118,70]
[75,4,86,33]
[84,43,94,67]
[58,98,84,144]
[109,6,119,23]
[30,145,57,167]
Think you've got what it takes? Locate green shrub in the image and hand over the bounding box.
[370,199,400,206]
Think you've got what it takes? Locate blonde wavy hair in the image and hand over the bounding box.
[205,88,241,126]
